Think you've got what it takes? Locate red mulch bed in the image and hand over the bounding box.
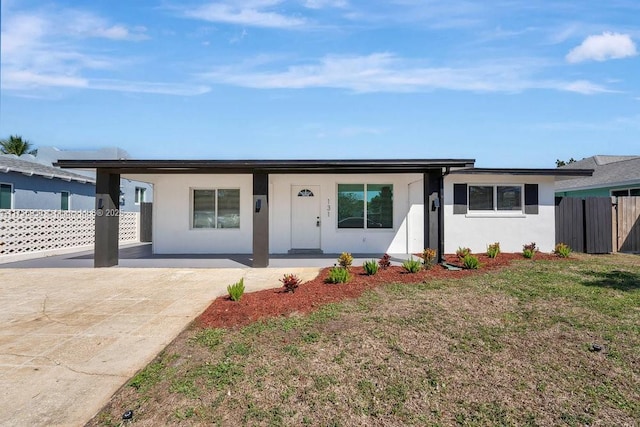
[197,253,559,329]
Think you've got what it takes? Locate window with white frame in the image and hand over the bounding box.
[135,187,146,204]
[192,188,240,229]
[337,184,393,229]
[469,185,522,211]
[61,191,70,211]
[0,183,12,209]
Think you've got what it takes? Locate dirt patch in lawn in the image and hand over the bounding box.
[198,252,558,329]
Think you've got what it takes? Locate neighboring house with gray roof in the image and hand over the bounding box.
[0,148,153,211]
[35,147,153,212]
[555,155,640,198]
[0,154,95,210]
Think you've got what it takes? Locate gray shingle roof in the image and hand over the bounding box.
[555,155,640,191]
[0,155,96,184]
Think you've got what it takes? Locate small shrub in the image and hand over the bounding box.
[462,254,480,269]
[402,257,422,273]
[456,246,471,259]
[326,267,350,284]
[422,248,437,269]
[378,253,391,270]
[227,278,245,301]
[338,252,354,270]
[486,242,500,259]
[280,274,301,293]
[363,260,379,275]
[554,243,572,258]
[523,242,538,259]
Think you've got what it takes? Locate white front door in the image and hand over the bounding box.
[291,185,321,250]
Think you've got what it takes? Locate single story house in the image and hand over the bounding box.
[0,155,95,210]
[556,155,640,198]
[56,158,592,268]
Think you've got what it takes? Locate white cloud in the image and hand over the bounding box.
[1,70,88,89]
[90,80,210,96]
[183,1,306,28]
[1,6,206,96]
[548,24,581,45]
[200,52,613,95]
[1,11,114,90]
[58,10,148,41]
[304,0,348,9]
[566,32,637,63]
[561,80,616,95]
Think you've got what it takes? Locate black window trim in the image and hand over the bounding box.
[453,183,539,215]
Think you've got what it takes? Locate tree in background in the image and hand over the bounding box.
[0,135,37,156]
[556,158,576,167]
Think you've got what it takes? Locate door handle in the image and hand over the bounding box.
[316,216,320,227]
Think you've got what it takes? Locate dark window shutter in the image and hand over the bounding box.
[524,184,539,214]
[453,184,467,214]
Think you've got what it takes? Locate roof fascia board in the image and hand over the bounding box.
[449,168,593,177]
[55,159,476,174]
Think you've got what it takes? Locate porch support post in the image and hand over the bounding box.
[94,169,120,267]
[423,170,444,262]
[253,172,269,267]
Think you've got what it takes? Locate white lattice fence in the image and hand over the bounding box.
[0,210,139,257]
[119,212,139,243]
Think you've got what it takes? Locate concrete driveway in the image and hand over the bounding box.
[0,267,319,427]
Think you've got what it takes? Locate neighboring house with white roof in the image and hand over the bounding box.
[0,155,95,210]
[555,155,640,198]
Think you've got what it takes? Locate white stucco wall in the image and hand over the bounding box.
[269,173,423,254]
[151,174,254,254]
[140,171,557,256]
[150,173,424,255]
[443,174,556,253]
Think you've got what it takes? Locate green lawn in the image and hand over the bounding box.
[91,254,640,426]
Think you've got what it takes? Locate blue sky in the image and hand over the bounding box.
[1,0,639,167]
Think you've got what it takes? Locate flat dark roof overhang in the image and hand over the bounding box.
[55,158,477,174]
[450,167,594,177]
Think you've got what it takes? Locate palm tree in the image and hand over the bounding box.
[0,135,37,156]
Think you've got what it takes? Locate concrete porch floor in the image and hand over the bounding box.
[0,243,414,269]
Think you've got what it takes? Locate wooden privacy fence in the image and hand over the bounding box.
[556,196,640,254]
[140,202,153,242]
[617,197,640,253]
